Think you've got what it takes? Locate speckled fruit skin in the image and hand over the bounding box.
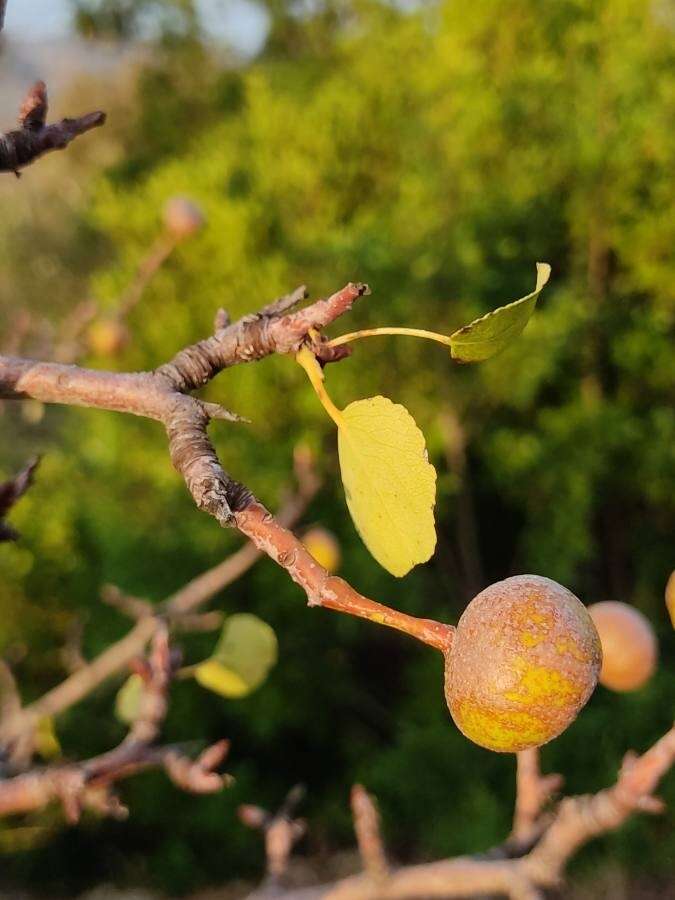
[588,601,657,692]
[445,575,602,753]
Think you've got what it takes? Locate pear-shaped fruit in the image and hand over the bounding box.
[588,601,657,692]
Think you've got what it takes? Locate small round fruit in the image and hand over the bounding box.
[162,196,205,240]
[302,526,341,573]
[87,318,129,357]
[588,601,657,692]
[445,575,601,753]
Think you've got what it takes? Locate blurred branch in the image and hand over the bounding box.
[350,784,388,884]
[0,456,39,542]
[438,408,484,601]
[244,728,675,898]
[0,83,105,176]
[0,449,321,758]
[240,784,307,883]
[0,628,230,821]
[509,748,562,847]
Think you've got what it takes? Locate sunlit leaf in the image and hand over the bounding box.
[194,614,278,699]
[449,263,551,362]
[337,396,436,577]
[115,673,144,724]
[666,571,675,628]
[35,717,61,760]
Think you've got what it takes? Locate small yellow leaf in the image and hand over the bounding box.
[115,673,144,725]
[449,263,551,362]
[35,717,61,760]
[194,613,278,699]
[337,396,436,577]
[194,659,250,698]
[666,570,675,628]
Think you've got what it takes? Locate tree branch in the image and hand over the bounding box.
[0,456,40,542]
[509,749,562,847]
[0,83,105,175]
[244,726,675,899]
[350,784,388,884]
[0,282,455,655]
[0,629,230,820]
[0,451,321,757]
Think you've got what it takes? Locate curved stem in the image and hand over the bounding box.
[296,345,344,426]
[327,327,452,349]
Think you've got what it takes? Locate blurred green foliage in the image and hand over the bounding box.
[1,0,674,894]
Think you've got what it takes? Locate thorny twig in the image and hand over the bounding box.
[0,83,105,176]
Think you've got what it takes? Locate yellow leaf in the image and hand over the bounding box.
[194,659,250,698]
[666,570,675,628]
[337,396,436,577]
[35,717,61,760]
[194,613,278,699]
[115,673,144,724]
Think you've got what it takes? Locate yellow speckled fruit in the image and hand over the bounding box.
[301,526,341,573]
[445,575,601,753]
[588,601,657,692]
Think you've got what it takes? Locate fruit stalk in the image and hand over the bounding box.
[234,498,455,653]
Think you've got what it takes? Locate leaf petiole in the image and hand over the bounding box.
[326,327,453,349]
[296,345,344,427]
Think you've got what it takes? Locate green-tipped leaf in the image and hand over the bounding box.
[449,263,551,362]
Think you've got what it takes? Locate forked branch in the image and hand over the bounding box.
[0,281,455,657]
[0,82,105,175]
[0,449,321,760]
[0,630,230,820]
[243,725,675,899]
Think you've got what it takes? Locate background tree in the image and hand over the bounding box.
[0,0,674,895]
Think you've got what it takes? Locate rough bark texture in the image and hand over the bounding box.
[0,281,454,658]
[0,82,105,175]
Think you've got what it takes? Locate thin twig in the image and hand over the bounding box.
[0,456,40,542]
[0,450,321,755]
[0,83,105,175]
[510,748,562,846]
[0,630,230,820]
[243,726,675,899]
[351,785,388,883]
